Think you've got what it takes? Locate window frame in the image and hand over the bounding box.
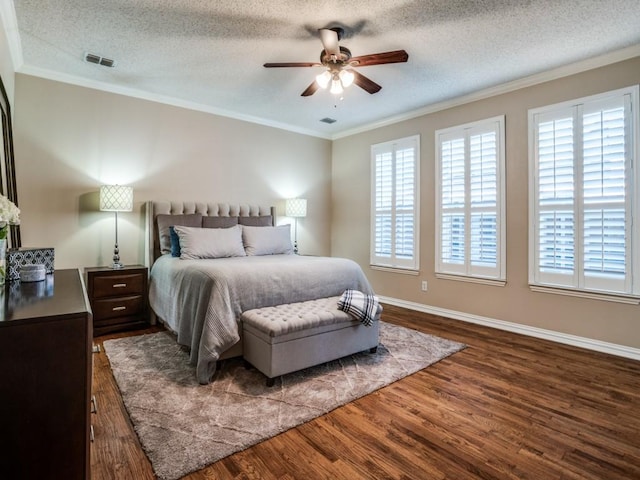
[528,85,640,302]
[370,134,420,272]
[435,115,507,285]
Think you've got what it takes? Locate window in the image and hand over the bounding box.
[529,86,639,299]
[435,116,506,283]
[370,135,419,271]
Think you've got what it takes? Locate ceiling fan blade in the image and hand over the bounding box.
[353,70,382,94]
[301,81,320,97]
[350,50,409,67]
[263,62,322,68]
[319,28,340,57]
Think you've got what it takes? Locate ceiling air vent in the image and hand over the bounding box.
[83,52,116,67]
[320,117,337,124]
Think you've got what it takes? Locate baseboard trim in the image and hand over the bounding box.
[380,296,640,361]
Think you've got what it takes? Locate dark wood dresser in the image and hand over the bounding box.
[85,265,148,336]
[0,269,92,480]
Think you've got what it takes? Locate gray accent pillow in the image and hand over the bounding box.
[239,215,273,227]
[174,225,246,259]
[156,214,202,255]
[202,216,239,228]
[242,224,293,256]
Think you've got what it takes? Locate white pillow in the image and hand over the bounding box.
[174,225,246,259]
[242,225,294,256]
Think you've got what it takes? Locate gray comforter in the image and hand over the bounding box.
[149,254,374,383]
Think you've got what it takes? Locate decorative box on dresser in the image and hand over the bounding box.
[0,269,93,480]
[85,264,148,336]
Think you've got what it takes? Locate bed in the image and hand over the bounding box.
[145,201,375,384]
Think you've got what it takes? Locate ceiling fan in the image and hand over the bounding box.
[263,27,409,97]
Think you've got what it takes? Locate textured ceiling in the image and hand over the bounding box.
[8,0,640,138]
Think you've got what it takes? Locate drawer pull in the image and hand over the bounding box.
[113,283,127,288]
[90,425,95,442]
[112,306,127,312]
[92,344,101,354]
[91,395,97,413]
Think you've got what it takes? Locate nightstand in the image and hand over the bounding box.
[85,264,148,336]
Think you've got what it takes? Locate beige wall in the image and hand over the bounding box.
[13,74,331,269]
[332,56,640,349]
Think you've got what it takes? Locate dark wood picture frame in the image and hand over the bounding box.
[0,74,21,248]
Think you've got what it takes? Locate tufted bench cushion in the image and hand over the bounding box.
[242,296,380,385]
[242,297,356,338]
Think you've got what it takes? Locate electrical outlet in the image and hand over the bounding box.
[421,280,428,291]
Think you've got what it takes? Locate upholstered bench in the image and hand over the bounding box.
[241,296,380,386]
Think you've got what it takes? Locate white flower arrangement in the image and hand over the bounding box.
[0,194,20,239]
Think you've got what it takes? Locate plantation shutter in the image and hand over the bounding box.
[531,88,636,296]
[437,116,505,280]
[439,134,466,273]
[371,136,419,270]
[469,127,499,276]
[534,109,576,287]
[374,151,393,259]
[582,96,630,292]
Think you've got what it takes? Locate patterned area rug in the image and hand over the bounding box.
[104,321,465,480]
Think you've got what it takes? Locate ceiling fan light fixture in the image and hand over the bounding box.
[264,26,408,97]
[339,69,354,88]
[330,77,343,95]
[316,70,331,89]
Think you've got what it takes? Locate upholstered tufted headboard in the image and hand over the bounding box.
[145,201,276,267]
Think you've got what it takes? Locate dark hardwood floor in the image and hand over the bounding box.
[91,304,640,479]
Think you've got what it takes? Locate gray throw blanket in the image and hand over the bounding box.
[338,289,381,327]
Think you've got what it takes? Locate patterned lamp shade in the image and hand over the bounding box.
[285,198,307,218]
[100,185,133,212]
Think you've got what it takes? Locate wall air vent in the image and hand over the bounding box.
[320,117,337,124]
[83,52,116,67]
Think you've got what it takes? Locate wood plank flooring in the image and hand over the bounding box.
[91,305,640,479]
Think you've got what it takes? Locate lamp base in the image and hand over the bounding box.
[112,244,123,269]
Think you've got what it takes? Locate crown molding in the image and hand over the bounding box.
[332,44,640,140]
[16,65,333,140]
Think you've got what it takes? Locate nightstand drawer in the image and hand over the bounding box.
[92,295,144,320]
[86,265,149,336]
[93,273,144,298]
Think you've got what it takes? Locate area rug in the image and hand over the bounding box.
[104,321,465,480]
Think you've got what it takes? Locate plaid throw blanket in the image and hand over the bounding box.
[337,289,380,327]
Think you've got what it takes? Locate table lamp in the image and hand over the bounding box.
[100,185,133,269]
[285,198,307,254]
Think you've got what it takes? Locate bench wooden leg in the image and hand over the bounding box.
[266,376,276,387]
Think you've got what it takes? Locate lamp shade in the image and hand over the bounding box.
[100,185,133,212]
[285,198,307,218]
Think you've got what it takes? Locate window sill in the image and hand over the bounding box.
[370,265,420,276]
[529,285,640,305]
[435,273,506,287]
